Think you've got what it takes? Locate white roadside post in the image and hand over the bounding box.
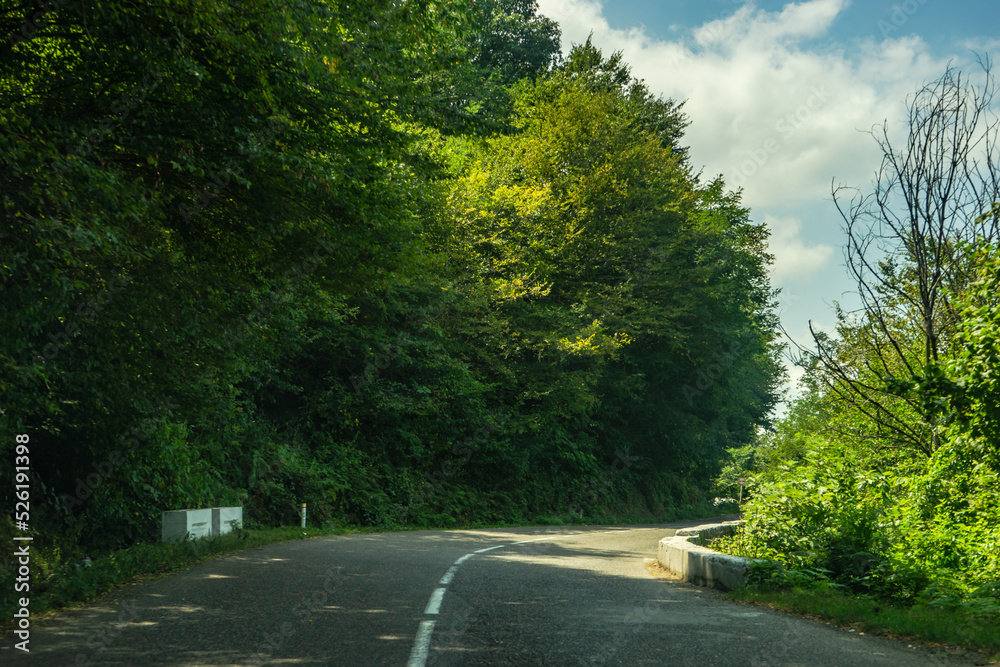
[738,477,746,505]
[301,503,307,529]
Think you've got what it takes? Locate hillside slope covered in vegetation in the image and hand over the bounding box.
[1,0,782,576]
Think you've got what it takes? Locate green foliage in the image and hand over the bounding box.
[469,0,561,86]
[1,0,486,538]
[434,41,781,514]
[721,236,1000,618]
[721,64,1000,621]
[942,247,1000,458]
[713,443,758,501]
[722,437,893,588]
[1,1,781,580]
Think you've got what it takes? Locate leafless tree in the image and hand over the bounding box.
[809,59,1000,456]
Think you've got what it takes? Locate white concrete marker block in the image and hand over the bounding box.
[162,508,213,542]
[212,506,243,536]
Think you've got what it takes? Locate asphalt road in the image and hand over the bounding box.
[3,521,985,666]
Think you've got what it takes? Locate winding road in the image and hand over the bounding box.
[4,521,982,666]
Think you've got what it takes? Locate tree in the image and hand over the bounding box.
[562,36,690,160]
[444,42,782,505]
[0,0,481,544]
[942,239,1000,466]
[733,64,1000,603]
[468,0,561,87]
[810,62,1000,456]
[416,0,560,132]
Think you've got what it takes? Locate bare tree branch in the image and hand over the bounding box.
[816,61,1000,456]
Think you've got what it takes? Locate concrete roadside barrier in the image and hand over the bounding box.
[161,506,243,542]
[162,508,213,542]
[212,506,243,536]
[657,521,761,591]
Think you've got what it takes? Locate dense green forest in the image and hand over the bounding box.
[0,0,782,576]
[718,65,1000,619]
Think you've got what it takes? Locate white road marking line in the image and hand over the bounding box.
[407,527,667,666]
[406,620,436,667]
[439,565,459,586]
[473,545,504,553]
[424,587,447,615]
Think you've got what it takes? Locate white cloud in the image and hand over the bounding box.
[959,37,1000,54]
[765,215,835,282]
[695,0,846,48]
[536,0,953,214]
[535,0,974,400]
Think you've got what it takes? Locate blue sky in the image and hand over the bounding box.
[603,0,997,49]
[537,0,1000,404]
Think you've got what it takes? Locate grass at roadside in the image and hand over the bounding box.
[726,586,1000,664]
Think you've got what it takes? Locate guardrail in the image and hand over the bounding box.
[657,521,761,591]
